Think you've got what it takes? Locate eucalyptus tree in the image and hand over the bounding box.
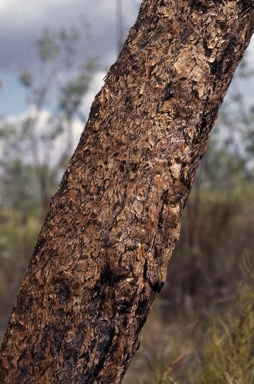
[0,1,254,383]
[0,22,97,213]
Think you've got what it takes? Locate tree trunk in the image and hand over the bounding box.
[1,1,253,383]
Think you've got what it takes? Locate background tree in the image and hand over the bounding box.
[0,1,254,383]
[0,20,97,336]
[0,21,97,214]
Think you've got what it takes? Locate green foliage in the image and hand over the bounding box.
[124,279,254,384]
[36,28,61,62]
[1,13,254,384]
[0,160,41,213]
[0,210,40,256]
[195,285,254,384]
[0,20,98,212]
[160,181,254,321]
[151,361,178,384]
[0,209,41,331]
[58,73,92,118]
[20,70,33,88]
[124,155,254,383]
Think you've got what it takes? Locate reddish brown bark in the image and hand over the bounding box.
[1,1,254,383]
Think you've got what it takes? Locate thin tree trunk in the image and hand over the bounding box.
[1,1,253,383]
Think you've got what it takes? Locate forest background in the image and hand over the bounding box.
[1,1,254,382]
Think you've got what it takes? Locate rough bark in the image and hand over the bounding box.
[1,1,254,383]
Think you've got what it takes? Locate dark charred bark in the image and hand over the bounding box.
[1,1,254,383]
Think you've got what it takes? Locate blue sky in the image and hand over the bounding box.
[0,0,253,120]
[0,0,140,117]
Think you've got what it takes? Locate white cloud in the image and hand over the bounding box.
[1,0,253,121]
[5,107,85,168]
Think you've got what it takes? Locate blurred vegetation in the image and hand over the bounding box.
[0,19,97,215]
[0,20,98,340]
[123,57,254,383]
[0,209,42,334]
[195,284,254,384]
[1,23,254,382]
[123,277,254,384]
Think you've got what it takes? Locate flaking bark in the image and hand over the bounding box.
[1,1,254,383]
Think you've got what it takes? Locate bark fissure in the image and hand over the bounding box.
[0,1,254,383]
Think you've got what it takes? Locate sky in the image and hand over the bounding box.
[0,0,253,120]
[0,0,141,117]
